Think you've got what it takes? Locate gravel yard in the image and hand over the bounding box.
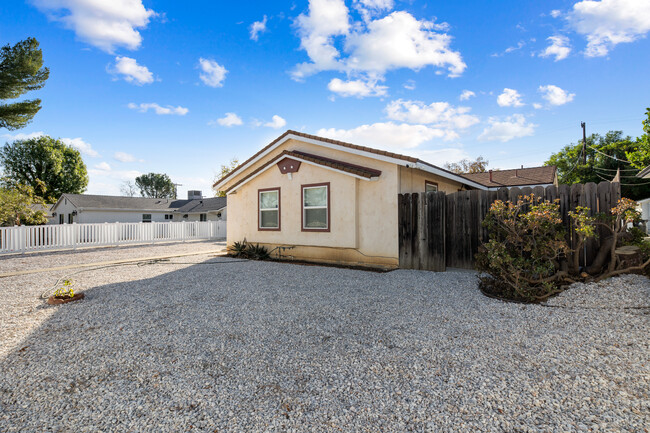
[0,246,648,432]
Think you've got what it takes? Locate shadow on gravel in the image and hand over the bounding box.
[0,258,647,432]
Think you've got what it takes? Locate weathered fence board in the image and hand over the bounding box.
[398,181,621,271]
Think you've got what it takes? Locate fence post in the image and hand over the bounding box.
[72,223,77,250]
[182,221,185,243]
[19,225,26,254]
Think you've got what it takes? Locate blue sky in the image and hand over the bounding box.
[1,0,649,198]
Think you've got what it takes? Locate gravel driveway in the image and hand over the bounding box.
[0,247,648,432]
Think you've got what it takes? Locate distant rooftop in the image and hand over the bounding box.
[461,166,557,188]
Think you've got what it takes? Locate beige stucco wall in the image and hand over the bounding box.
[223,138,468,268]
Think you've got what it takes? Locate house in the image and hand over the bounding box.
[49,192,226,224]
[213,130,487,268]
[460,166,558,189]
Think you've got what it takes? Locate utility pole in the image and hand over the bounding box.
[581,121,587,165]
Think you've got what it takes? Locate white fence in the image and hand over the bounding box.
[0,221,226,255]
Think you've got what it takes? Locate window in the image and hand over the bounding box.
[59,214,64,224]
[142,214,152,223]
[164,214,174,220]
[68,213,73,224]
[302,183,329,231]
[425,181,438,192]
[259,188,280,230]
[200,213,207,222]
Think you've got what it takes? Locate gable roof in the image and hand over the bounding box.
[52,194,192,212]
[174,196,227,213]
[214,130,486,191]
[461,166,557,188]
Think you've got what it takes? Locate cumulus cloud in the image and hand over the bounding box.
[550,9,562,18]
[459,90,475,101]
[113,151,142,163]
[478,114,537,142]
[327,77,387,97]
[385,99,479,132]
[32,0,156,53]
[292,1,465,90]
[213,112,243,127]
[198,58,227,87]
[317,122,449,151]
[250,15,268,41]
[2,131,99,157]
[538,84,575,106]
[110,56,154,85]
[497,88,524,107]
[61,137,100,157]
[127,103,189,115]
[568,0,650,57]
[539,35,572,61]
[264,115,287,129]
[94,162,111,171]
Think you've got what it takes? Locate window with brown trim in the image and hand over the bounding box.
[302,182,330,232]
[425,180,438,192]
[259,187,280,230]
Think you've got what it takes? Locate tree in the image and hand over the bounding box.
[213,157,239,197]
[626,107,650,170]
[0,38,50,130]
[0,179,49,226]
[0,135,88,203]
[444,156,488,174]
[135,173,176,198]
[545,131,650,200]
[120,180,138,197]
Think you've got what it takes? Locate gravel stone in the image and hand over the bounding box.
[0,245,648,432]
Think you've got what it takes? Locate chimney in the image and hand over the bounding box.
[489,170,493,182]
[515,169,518,178]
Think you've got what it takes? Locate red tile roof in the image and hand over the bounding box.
[461,166,557,187]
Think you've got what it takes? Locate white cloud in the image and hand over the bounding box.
[385,99,479,131]
[533,103,543,109]
[492,40,525,57]
[127,103,189,115]
[538,84,575,106]
[317,122,448,151]
[354,0,395,21]
[110,56,154,85]
[94,162,111,171]
[113,151,142,163]
[32,0,155,53]
[327,77,387,97]
[568,0,650,57]
[550,9,562,18]
[497,88,524,107]
[403,79,416,90]
[1,132,99,157]
[459,90,475,101]
[214,112,243,127]
[539,35,571,61]
[61,137,99,157]
[250,15,268,41]
[2,131,46,141]
[264,115,287,129]
[292,2,465,86]
[478,114,537,142]
[198,58,227,87]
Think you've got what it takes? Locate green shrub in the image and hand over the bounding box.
[227,240,270,260]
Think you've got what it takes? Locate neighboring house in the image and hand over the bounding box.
[213,130,487,268]
[460,166,558,189]
[637,165,650,179]
[637,197,650,234]
[49,192,226,224]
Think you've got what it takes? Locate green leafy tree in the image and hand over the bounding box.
[0,135,88,202]
[626,107,650,170]
[0,179,49,226]
[545,131,650,200]
[444,156,488,174]
[213,157,239,197]
[135,173,176,198]
[0,37,50,130]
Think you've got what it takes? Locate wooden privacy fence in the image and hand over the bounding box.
[398,181,621,271]
[0,220,226,255]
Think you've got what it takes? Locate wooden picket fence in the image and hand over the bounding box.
[0,220,226,255]
[398,181,621,271]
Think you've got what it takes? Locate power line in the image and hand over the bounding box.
[592,166,639,172]
[588,145,631,163]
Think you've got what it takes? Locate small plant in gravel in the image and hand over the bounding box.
[52,280,74,299]
[228,239,270,260]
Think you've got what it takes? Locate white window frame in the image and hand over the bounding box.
[258,188,280,230]
[302,184,329,231]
